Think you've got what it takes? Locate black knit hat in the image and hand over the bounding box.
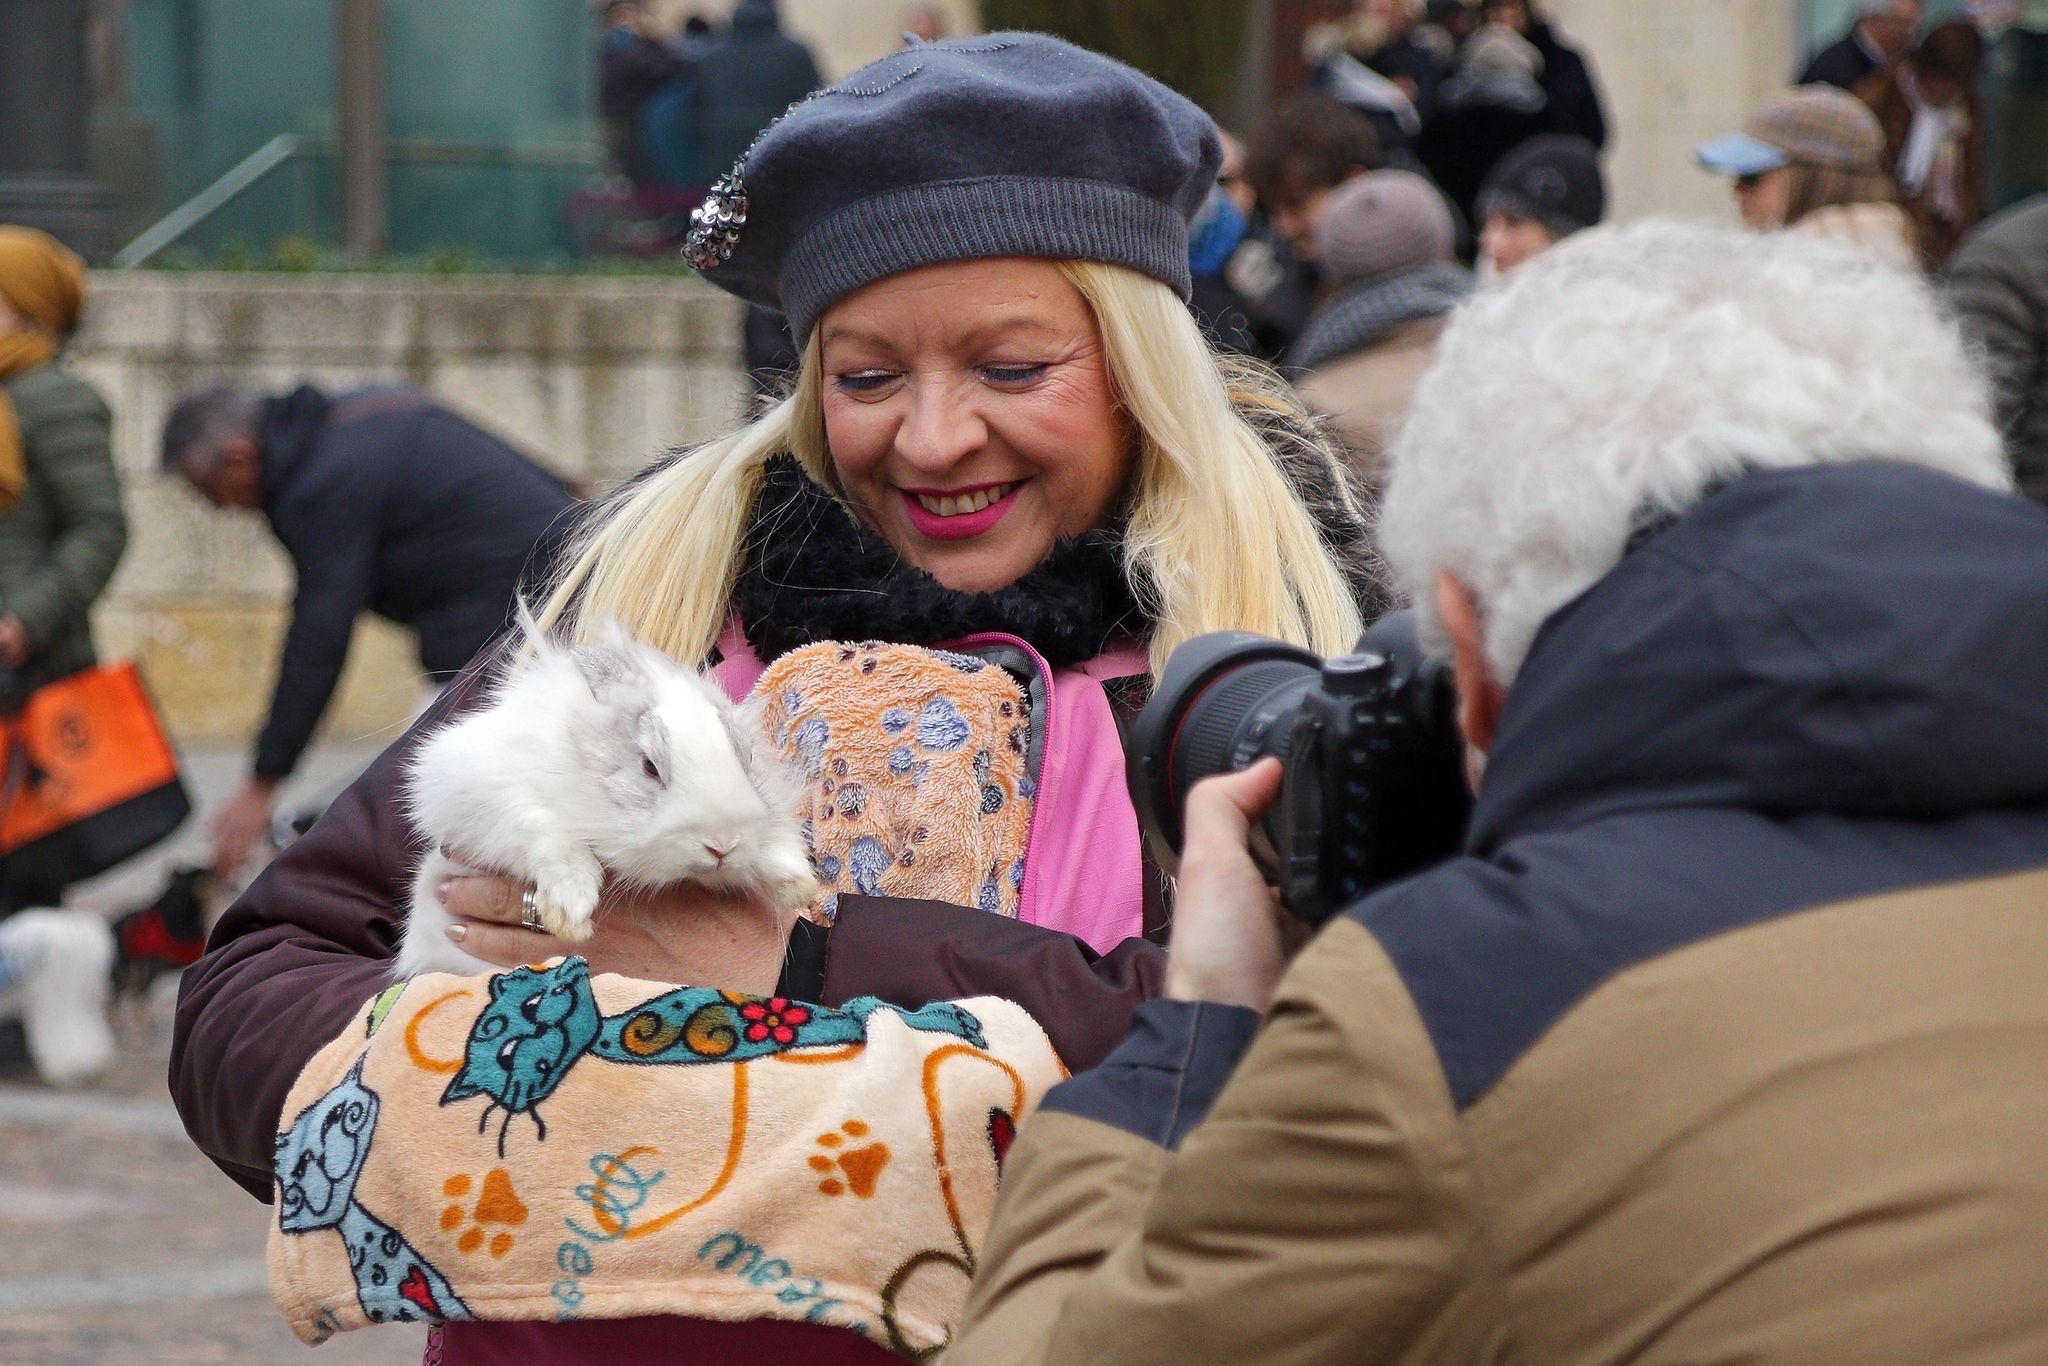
[1475,135,1607,241]
[681,33,1223,340]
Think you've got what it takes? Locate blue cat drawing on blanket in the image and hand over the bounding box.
[275,1059,471,1328]
[442,957,987,1155]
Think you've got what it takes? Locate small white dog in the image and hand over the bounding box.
[0,908,117,1086]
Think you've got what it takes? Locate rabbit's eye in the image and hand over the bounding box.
[641,756,663,784]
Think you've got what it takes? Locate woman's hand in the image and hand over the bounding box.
[439,872,794,996]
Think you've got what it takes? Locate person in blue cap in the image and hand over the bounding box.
[1696,84,1917,267]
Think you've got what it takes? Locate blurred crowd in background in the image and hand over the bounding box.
[593,0,2020,479]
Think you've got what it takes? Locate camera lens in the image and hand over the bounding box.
[1129,612,1472,925]
[1173,662,1316,806]
[1127,633,1320,859]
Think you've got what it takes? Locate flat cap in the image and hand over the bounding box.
[1697,85,1886,178]
[682,32,1223,341]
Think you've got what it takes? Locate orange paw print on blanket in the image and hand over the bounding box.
[440,1168,529,1257]
[809,1119,890,1198]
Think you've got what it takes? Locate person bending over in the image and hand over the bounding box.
[160,383,578,877]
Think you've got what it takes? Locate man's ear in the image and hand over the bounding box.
[1435,572,1506,758]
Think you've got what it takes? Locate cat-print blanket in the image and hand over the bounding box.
[268,958,1065,1357]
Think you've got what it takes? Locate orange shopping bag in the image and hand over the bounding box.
[0,662,191,888]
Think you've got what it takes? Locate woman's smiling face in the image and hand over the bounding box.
[817,258,1135,594]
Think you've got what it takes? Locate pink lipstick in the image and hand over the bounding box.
[899,480,1023,542]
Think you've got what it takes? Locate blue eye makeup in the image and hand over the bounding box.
[982,363,1049,385]
[834,371,898,393]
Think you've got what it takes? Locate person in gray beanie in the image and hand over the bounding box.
[1476,132,1606,274]
[1288,169,1475,478]
[173,31,1383,1364]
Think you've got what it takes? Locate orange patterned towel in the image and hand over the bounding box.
[268,959,1065,1355]
[751,642,1033,924]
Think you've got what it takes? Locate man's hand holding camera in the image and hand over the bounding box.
[1165,757,1305,1011]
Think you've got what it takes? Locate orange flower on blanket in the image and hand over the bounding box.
[740,997,811,1045]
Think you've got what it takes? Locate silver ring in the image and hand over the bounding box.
[519,885,543,933]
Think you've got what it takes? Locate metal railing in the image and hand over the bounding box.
[110,133,303,268]
[109,134,609,268]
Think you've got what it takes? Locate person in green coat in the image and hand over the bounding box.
[0,227,129,910]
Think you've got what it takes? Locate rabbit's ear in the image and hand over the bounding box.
[570,644,655,715]
[587,616,637,652]
[512,598,555,654]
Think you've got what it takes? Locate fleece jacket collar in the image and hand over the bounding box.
[1468,462,2048,855]
[734,456,1143,668]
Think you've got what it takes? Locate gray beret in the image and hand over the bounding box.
[682,32,1223,341]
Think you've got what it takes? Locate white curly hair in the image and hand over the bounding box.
[1377,219,2010,684]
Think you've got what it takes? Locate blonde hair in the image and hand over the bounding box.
[540,261,1364,677]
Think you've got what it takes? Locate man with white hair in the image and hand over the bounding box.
[951,222,2048,1362]
[1800,0,1923,89]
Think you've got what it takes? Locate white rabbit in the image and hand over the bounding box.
[394,614,818,979]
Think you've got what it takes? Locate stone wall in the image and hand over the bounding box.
[66,271,746,752]
[1543,1,1799,226]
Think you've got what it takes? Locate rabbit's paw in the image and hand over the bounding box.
[531,860,603,942]
[759,842,822,912]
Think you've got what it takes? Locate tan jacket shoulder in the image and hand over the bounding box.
[1294,315,1449,484]
[951,917,1513,1365]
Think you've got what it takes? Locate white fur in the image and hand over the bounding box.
[1378,219,2010,684]
[0,909,117,1087]
[394,618,816,979]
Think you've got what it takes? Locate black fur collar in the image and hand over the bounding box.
[734,457,1146,666]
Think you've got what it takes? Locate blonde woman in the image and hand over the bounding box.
[174,35,1378,1363]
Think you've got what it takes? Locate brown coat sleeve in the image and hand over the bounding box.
[950,920,1509,1365]
[816,896,1164,1072]
[170,677,483,1199]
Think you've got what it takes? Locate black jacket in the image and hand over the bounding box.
[1419,92,1551,225]
[254,385,576,780]
[1528,18,1607,149]
[599,28,685,124]
[692,0,822,173]
[1799,29,1883,90]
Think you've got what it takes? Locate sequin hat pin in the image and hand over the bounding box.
[684,171,749,271]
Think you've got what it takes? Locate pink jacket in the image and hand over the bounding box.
[710,621,1152,955]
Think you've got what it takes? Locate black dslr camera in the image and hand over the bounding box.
[1127,610,1472,926]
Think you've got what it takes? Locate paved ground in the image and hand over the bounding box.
[0,742,424,1364]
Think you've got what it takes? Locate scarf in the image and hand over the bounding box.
[733,456,1146,667]
[0,229,89,512]
[1286,261,1475,373]
[1897,69,1967,223]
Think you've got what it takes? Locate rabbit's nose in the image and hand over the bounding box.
[702,841,732,865]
